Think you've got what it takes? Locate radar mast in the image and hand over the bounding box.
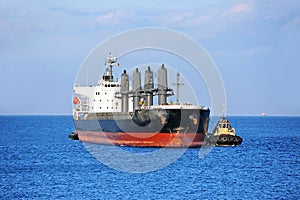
[105,52,117,82]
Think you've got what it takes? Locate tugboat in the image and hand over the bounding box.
[69,131,79,140]
[209,117,242,146]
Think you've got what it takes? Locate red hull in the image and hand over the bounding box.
[77,131,205,147]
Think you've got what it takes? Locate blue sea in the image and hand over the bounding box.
[0,116,299,199]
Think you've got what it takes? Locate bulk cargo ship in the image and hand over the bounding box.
[72,53,210,147]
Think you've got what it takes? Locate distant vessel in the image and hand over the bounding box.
[208,117,242,146]
[72,53,210,147]
[261,113,267,117]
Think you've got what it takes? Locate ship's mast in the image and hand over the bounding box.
[222,103,226,117]
[105,52,117,82]
[172,72,184,103]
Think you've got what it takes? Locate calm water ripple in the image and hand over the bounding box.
[0,116,299,199]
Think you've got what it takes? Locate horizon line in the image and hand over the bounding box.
[0,114,299,117]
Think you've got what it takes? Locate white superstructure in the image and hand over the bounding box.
[73,53,134,114]
[73,72,133,113]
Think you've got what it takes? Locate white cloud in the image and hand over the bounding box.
[143,11,211,30]
[140,3,255,38]
[96,10,126,25]
[282,17,300,31]
[168,12,210,27]
[215,46,272,58]
[223,4,253,16]
[169,12,192,23]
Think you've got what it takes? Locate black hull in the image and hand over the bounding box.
[74,108,210,134]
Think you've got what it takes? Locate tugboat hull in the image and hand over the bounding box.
[209,134,242,146]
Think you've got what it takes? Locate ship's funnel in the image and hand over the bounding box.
[144,66,154,106]
[121,70,129,112]
[132,68,141,110]
[158,64,168,105]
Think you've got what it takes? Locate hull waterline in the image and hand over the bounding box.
[78,131,205,147]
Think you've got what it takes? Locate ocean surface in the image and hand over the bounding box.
[0,116,299,199]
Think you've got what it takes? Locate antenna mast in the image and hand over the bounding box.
[222,104,226,117]
[172,72,184,103]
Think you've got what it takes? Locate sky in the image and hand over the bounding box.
[0,0,299,116]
